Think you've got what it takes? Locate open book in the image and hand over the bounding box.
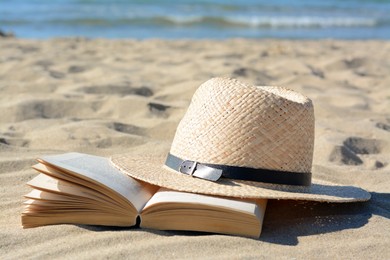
[21,153,267,238]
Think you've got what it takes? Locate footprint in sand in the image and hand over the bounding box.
[375,118,390,132]
[33,60,65,79]
[34,60,54,69]
[68,65,87,73]
[231,67,274,85]
[77,84,153,97]
[329,145,363,165]
[324,57,366,72]
[342,137,381,155]
[306,65,325,79]
[0,125,29,147]
[6,99,100,122]
[329,137,383,168]
[0,137,29,147]
[108,122,145,136]
[49,70,66,79]
[344,57,366,69]
[147,102,171,118]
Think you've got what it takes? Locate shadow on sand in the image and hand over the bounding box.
[80,192,389,246]
[260,192,389,245]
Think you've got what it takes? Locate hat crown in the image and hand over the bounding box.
[170,77,315,173]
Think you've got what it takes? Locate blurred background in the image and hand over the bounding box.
[1,0,389,39]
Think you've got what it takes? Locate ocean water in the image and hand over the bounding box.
[1,0,390,39]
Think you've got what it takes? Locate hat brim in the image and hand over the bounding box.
[110,154,370,203]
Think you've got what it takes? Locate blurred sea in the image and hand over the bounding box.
[1,0,390,39]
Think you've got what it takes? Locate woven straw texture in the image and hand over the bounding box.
[170,77,314,173]
[111,78,370,202]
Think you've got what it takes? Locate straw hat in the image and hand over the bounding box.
[111,77,370,202]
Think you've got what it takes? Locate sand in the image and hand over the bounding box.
[1,38,389,259]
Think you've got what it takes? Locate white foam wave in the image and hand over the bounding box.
[161,15,378,28]
[231,16,377,28]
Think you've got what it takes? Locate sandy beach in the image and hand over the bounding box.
[1,38,389,259]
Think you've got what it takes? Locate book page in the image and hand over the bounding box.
[25,189,83,202]
[33,163,90,186]
[141,188,267,238]
[143,189,263,218]
[39,153,156,212]
[28,173,109,202]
